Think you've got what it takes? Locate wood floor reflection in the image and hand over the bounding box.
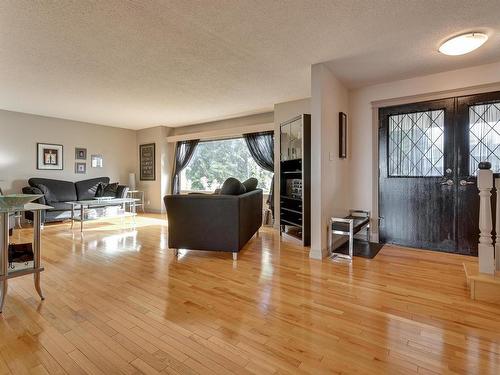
[1,214,499,374]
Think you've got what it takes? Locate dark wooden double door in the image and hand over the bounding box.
[379,91,500,255]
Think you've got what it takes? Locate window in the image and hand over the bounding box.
[180,138,273,192]
[388,110,444,177]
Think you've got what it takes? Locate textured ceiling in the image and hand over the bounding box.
[1,0,500,129]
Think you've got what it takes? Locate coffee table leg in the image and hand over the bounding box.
[33,210,44,300]
[132,201,136,224]
[0,213,9,313]
[71,205,74,229]
[80,205,84,232]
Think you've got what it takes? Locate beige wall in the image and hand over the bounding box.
[273,98,311,229]
[348,61,500,241]
[136,126,174,213]
[0,109,136,194]
[310,64,350,259]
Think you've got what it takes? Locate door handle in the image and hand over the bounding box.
[440,179,454,186]
[459,180,475,186]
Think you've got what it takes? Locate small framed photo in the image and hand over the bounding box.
[91,154,103,168]
[37,143,63,170]
[75,147,87,160]
[75,162,86,174]
[339,112,347,159]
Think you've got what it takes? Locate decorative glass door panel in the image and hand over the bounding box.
[388,110,444,177]
[469,102,500,175]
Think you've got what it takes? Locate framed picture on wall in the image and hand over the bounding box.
[339,112,347,159]
[75,147,87,160]
[91,154,103,168]
[37,143,63,170]
[75,162,86,174]
[140,143,156,181]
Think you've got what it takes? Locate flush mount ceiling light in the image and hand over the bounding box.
[438,32,488,56]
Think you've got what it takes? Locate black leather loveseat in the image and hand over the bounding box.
[164,189,262,260]
[22,177,128,223]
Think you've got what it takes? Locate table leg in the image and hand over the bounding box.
[141,192,145,213]
[71,205,74,229]
[15,211,22,229]
[33,210,44,300]
[132,201,136,224]
[328,219,332,255]
[349,220,354,259]
[80,205,84,232]
[0,213,9,313]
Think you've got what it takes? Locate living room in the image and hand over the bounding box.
[1,1,500,374]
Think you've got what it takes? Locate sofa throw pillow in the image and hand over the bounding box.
[95,182,119,198]
[220,178,246,195]
[102,182,119,197]
[242,178,258,192]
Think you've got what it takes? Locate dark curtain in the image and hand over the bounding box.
[171,139,200,194]
[243,131,275,216]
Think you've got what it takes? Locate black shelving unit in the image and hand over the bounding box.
[279,114,311,245]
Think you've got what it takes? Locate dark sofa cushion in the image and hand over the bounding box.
[242,178,258,192]
[75,177,110,200]
[220,178,246,195]
[29,178,77,203]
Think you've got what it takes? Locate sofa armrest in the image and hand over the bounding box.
[164,194,240,252]
[238,190,263,248]
[116,185,129,198]
[21,186,46,222]
[22,186,46,205]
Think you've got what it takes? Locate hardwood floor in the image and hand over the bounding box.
[1,214,499,374]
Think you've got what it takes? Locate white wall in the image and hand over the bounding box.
[349,61,500,240]
[0,109,136,194]
[136,126,174,213]
[273,98,311,228]
[310,64,350,259]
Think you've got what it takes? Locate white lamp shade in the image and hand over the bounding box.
[128,173,136,190]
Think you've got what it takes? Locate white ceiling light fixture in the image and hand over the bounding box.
[439,32,488,56]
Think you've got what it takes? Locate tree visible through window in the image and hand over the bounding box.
[180,138,273,192]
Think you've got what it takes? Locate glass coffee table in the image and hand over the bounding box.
[66,198,139,232]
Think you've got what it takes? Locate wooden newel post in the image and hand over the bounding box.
[477,162,495,274]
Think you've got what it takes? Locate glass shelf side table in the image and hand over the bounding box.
[127,190,145,213]
[1,203,51,313]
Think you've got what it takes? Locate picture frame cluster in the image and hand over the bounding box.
[36,143,104,174]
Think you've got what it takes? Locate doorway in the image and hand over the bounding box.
[379,91,500,255]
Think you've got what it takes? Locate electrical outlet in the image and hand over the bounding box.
[147,200,151,206]
[329,152,334,161]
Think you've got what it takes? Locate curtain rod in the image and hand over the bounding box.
[166,122,274,143]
